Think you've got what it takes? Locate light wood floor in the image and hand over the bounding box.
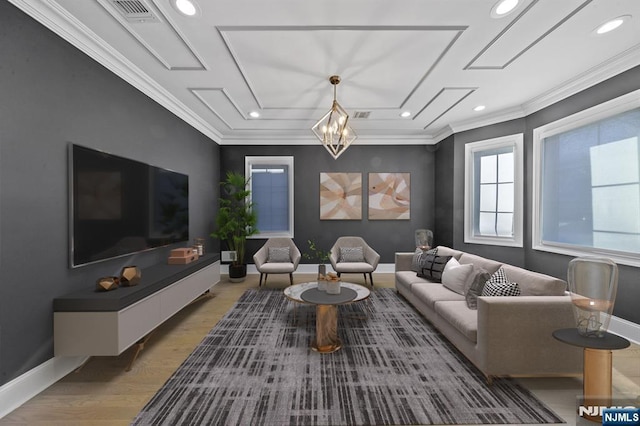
[1,273,638,426]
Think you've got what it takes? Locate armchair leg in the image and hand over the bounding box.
[259,273,264,287]
[363,273,368,285]
[289,273,294,286]
[369,273,374,288]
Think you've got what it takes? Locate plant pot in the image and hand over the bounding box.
[228,264,247,283]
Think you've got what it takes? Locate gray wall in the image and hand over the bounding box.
[444,67,640,324]
[220,144,436,263]
[0,2,219,386]
[433,135,455,248]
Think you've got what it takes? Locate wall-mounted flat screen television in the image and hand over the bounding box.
[69,144,189,267]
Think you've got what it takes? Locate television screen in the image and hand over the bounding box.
[70,144,189,267]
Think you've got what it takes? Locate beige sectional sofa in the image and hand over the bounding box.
[395,246,583,383]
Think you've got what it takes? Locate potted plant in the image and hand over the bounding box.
[303,239,332,278]
[211,171,258,282]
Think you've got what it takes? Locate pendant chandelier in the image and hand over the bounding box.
[311,75,357,159]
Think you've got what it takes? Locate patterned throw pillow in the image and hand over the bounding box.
[417,254,452,282]
[487,267,509,285]
[465,268,491,310]
[267,247,290,263]
[411,247,438,272]
[482,281,521,296]
[339,246,365,262]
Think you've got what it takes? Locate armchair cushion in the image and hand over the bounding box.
[339,246,365,262]
[268,246,290,263]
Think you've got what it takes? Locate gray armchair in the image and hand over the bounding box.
[329,236,380,287]
[253,238,301,287]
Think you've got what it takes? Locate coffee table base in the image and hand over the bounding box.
[312,304,341,353]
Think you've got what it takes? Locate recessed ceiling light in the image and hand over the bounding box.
[173,0,198,16]
[400,111,411,118]
[249,111,260,118]
[491,0,519,18]
[473,105,486,112]
[595,15,631,35]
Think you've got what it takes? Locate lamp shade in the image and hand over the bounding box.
[415,229,433,250]
[567,257,618,338]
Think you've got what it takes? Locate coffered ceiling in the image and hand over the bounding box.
[10,0,640,145]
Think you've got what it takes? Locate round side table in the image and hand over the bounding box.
[552,328,630,423]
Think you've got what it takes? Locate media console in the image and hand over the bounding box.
[53,254,220,362]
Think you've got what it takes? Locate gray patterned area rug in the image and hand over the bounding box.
[132,288,563,425]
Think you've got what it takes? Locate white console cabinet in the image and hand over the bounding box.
[54,259,220,357]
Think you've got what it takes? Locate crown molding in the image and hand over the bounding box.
[8,0,223,143]
[219,131,434,145]
[447,106,527,135]
[523,43,640,116]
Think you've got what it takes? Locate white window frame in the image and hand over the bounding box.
[532,89,640,267]
[464,133,524,247]
[245,156,294,239]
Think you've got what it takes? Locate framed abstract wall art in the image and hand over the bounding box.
[368,172,410,220]
[320,172,362,220]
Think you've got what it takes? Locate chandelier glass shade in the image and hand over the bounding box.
[312,75,357,159]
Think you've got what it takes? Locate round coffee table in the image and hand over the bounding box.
[284,282,370,353]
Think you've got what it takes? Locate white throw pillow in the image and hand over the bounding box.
[441,263,474,295]
[443,257,461,272]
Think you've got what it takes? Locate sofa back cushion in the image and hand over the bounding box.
[501,264,567,296]
[458,253,502,275]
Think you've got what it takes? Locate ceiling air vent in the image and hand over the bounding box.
[353,111,371,119]
[109,0,158,22]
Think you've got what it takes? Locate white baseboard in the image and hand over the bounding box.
[609,316,640,345]
[222,263,396,274]
[0,355,87,419]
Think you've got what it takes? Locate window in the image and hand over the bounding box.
[464,134,524,247]
[245,156,294,238]
[533,89,640,266]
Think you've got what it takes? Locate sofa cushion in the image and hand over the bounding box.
[458,253,502,275]
[487,267,509,285]
[441,263,474,295]
[417,255,452,282]
[396,271,438,289]
[465,268,491,310]
[412,283,465,309]
[500,264,567,296]
[435,246,464,260]
[435,301,478,343]
[411,247,437,272]
[482,280,521,296]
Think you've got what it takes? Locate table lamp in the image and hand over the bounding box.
[567,257,618,338]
